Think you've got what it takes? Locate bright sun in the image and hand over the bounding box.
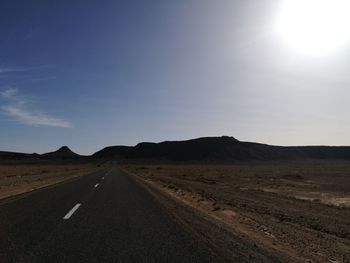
[275,0,350,56]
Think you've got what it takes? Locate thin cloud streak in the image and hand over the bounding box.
[0,88,18,98]
[0,67,32,73]
[0,88,72,128]
[1,105,72,128]
[0,65,50,74]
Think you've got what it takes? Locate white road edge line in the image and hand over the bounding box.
[63,203,81,220]
[94,183,99,188]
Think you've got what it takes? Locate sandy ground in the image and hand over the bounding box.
[122,161,350,263]
[0,162,101,201]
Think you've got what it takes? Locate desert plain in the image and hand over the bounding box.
[122,161,350,262]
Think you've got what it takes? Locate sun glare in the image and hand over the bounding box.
[275,0,350,56]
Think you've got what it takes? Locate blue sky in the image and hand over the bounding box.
[1,0,350,154]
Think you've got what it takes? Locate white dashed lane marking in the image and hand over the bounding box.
[63,204,81,220]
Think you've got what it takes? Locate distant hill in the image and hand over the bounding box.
[41,146,81,159]
[0,146,82,161]
[92,146,132,159]
[92,136,350,162]
[0,151,39,160]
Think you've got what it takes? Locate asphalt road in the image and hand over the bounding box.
[0,165,219,263]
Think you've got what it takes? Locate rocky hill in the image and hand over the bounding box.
[92,136,350,162]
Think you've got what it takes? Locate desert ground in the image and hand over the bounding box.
[122,161,350,263]
[0,161,101,201]
[2,159,349,262]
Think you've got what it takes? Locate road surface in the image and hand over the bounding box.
[0,165,282,262]
[0,166,220,262]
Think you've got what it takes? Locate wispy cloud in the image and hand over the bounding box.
[0,87,18,98]
[1,105,71,128]
[0,88,72,128]
[0,65,50,74]
[0,67,32,74]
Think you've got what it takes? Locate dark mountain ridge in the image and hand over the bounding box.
[92,136,350,161]
[2,136,350,162]
[0,151,39,160]
[0,146,81,161]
